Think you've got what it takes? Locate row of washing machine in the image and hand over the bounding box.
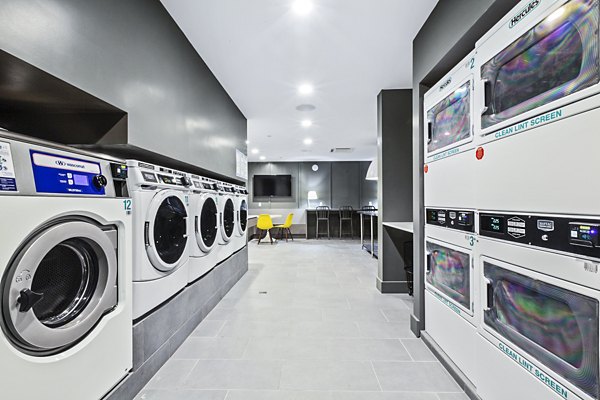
[422,0,600,399]
[0,132,248,400]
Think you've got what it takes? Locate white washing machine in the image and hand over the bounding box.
[423,50,477,209]
[232,185,248,253]
[474,0,600,214]
[424,208,479,383]
[0,135,132,400]
[188,174,220,283]
[476,210,600,400]
[216,181,236,262]
[127,160,192,320]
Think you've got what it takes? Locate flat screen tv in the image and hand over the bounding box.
[253,175,292,197]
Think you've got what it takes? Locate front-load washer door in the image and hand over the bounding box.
[220,197,235,242]
[1,218,118,356]
[236,198,248,236]
[146,190,189,272]
[195,195,218,253]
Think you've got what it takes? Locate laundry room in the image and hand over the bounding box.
[0,0,597,399]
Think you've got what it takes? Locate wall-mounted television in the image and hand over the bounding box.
[253,175,292,197]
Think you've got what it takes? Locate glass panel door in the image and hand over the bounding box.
[240,199,248,231]
[425,241,471,310]
[223,198,235,238]
[481,0,599,129]
[484,261,599,398]
[427,81,472,154]
[199,197,218,248]
[154,196,188,264]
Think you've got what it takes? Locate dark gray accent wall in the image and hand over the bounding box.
[377,90,413,294]
[248,161,376,211]
[411,0,520,336]
[0,0,247,181]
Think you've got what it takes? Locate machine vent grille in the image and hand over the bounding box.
[330,147,354,153]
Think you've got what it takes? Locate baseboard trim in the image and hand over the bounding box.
[421,331,481,400]
[376,277,409,294]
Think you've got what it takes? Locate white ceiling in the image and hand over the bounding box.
[161,0,438,162]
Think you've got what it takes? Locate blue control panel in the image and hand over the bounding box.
[30,150,106,195]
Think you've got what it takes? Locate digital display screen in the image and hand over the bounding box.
[481,215,505,234]
[428,210,438,222]
[142,172,157,183]
[570,223,599,247]
[73,174,89,186]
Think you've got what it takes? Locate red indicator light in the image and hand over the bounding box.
[424,164,429,173]
[476,147,485,160]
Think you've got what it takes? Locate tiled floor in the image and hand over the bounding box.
[136,239,467,400]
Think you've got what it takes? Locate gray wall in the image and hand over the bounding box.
[248,161,377,231]
[377,90,413,293]
[0,0,247,181]
[411,0,520,336]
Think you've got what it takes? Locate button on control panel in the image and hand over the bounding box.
[426,208,474,233]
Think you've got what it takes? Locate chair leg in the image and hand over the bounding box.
[257,229,262,244]
[339,219,342,239]
[289,228,294,241]
[269,229,273,244]
[316,219,319,240]
[285,228,288,242]
[328,220,330,239]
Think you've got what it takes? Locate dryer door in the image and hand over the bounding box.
[220,197,235,242]
[1,218,117,356]
[195,195,218,253]
[236,198,248,236]
[146,190,189,272]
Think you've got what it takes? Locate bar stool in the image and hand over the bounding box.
[339,206,354,238]
[316,206,330,239]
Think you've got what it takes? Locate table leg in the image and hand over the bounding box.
[370,215,374,257]
[360,213,364,248]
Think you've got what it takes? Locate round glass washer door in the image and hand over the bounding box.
[195,195,218,253]
[236,198,248,235]
[220,197,235,242]
[146,190,189,272]
[1,218,117,356]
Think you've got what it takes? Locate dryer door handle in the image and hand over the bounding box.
[144,222,150,246]
[426,253,432,274]
[195,216,199,233]
[485,279,494,310]
[482,79,491,115]
[427,121,432,144]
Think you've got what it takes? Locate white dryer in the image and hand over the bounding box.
[127,160,192,320]
[423,50,477,209]
[476,210,600,400]
[188,174,220,283]
[474,0,600,214]
[0,134,132,400]
[424,208,479,383]
[216,182,236,261]
[232,185,248,253]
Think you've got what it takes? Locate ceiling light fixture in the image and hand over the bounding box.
[259,156,266,161]
[303,138,313,145]
[298,83,314,95]
[292,0,313,16]
[251,148,259,154]
[301,120,313,128]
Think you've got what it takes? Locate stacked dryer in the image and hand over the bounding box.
[126,160,192,320]
[423,50,480,382]
[472,1,600,399]
[188,174,220,283]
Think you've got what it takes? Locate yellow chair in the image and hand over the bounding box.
[256,214,274,245]
[274,213,294,242]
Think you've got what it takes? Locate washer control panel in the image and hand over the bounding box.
[426,208,475,233]
[480,213,600,259]
[30,150,106,195]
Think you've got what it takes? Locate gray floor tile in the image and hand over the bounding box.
[135,389,226,400]
[172,337,248,359]
[280,360,381,391]
[372,361,462,392]
[330,393,439,400]
[219,320,291,338]
[145,359,198,389]
[380,308,412,322]
[291,321,361,338]
[328,338,411,361]
[190,320,226,337]
[243,337,329,360]
[323,307,388,322]
[226,391,333,400]
[436,394,471,400]
[358,321,416,339]
[184,360,282,389]
[401,338,437,361]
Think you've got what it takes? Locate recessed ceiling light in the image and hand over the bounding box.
[303,138,313,145]
[298,83,314,95]
[259,156,266,161]
[245,140,249,145]
[292,0,313,16]
[251,148,259,154]
[301,120,313,128]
